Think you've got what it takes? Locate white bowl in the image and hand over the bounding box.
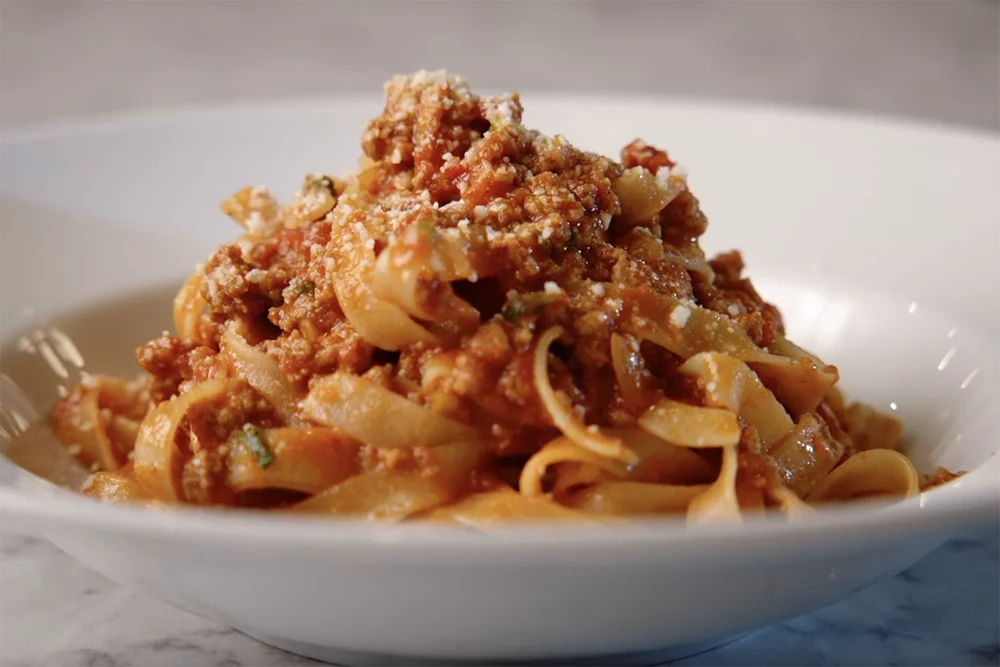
[1,96,998,665]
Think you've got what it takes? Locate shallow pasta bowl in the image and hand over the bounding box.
[1,96,998,665]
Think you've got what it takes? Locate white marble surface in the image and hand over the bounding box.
[1,529,997,666]
[1,1,998,665]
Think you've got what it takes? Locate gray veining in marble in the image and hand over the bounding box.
[1,1,998,666]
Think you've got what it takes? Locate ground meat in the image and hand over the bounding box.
[920,467,962,490]
[202,227,309,326]
[693,250,784,348]
[362,71,493,202]
[264,322,374,389]
[620,139,675,174]
[136,333,218,402]
[202,244,279,321]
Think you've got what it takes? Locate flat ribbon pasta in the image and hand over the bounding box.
[564,481,708,516]
[687,443,742,524]
[371,217,484,328]
[294,471,455,520]
[769,413,844,497]
[326,205,437,351]
[49,375,147,472]
[519,437,630,497]
[752,335,838,415]
[226,427,360,494]
[133,378,230,502]
[423,488,597,526]
[638,398,742,448]
[808,449,919,502]
[608,429,717,485]
[609,332,650,410]
[679,352,794,449]
[303,372,480,448]
[627,293,834,409]
[294,441,485,519]
[221,324,300,423]
[533,326,637,464]
[82,470,153,504]
[172,267,207,342]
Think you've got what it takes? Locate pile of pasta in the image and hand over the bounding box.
[50,71,958,525]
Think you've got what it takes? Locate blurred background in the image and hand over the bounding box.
[1,0,998,132]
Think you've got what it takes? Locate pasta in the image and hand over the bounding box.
[49,71,961,523]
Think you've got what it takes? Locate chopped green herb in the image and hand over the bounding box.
[501,300,525,322]
[294,279,316,296]
[307,174,337,196]
[566,230,579,249]
[501,293,559,322]
[417,218,440,243]
[238,423,274,468]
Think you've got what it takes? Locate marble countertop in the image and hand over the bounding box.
[1,2,998,665]
[2,529,997,666]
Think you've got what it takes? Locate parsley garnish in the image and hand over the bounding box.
[294,279,316,296]
[501,300,525,322]
[238,423,274,468]
[307,174,337,197]
[501,293,557,322]
[418,218,440,243]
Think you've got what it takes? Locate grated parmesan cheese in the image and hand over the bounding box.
[670,304,691,328]
[590,283,606,296]
[543,281,561,295]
